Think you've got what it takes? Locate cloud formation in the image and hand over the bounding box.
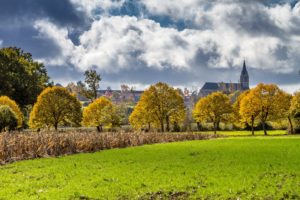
[1,0,300,91]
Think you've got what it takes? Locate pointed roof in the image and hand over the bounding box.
[241,60,248,75]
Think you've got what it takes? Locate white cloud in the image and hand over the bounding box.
[34,1,300,77]
[70,0,125,18]
[0,40,3,46]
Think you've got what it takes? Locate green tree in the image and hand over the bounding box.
[81,70,101,101]
[0,105,18,132]
[29,87,82,130]
[193,92,232,134]
[0,47,51,107]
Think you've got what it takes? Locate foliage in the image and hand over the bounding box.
[1,137,300,199]
[81,70,101,101]
[241,83,288,135]
[0,96,23,127]
[0,105,18,132]
[0,47,51,107]
[82,97,120,131]
[193,92,232,134]
[231,90,250,129]
[130,82,186,132]
[29,87,82,130]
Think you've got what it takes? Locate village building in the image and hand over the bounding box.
[199,60,249,97]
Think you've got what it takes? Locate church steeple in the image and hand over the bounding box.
[240,60,249,90]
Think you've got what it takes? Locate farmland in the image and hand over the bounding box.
[1,134,300,199]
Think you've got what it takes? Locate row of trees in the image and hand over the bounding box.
[1,81,300,134]
[193,83,300,135]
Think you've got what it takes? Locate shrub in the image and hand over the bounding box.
[0,96,23,128]
[0,105,18,132]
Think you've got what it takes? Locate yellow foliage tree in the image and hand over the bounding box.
[239,91,261,135]
[232,90,250,129]
[0,96,23,128]
[240,83,287,135]
[289,92,300,133]
[129,82,186,132]
[82,97,119,132]
[29,86,82,130]
[193,92,232,134]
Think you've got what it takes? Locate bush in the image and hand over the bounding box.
[0,105,18,132]
[0,96,23,128]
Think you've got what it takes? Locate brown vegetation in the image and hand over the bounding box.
[0,131,218,164]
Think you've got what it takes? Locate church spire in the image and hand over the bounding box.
[240,60,249,90]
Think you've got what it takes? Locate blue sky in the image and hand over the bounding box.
[0,0,300,92]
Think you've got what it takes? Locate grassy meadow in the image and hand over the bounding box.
[1,134,300,199]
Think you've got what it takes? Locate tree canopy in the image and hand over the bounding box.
[82,97,119,132]
[0,47,51,107]
[193,92,232,134]
[29,87,82,130]
[0,96,23,128]
[130,82,185,132]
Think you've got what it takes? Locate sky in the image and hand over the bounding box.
[1,0,300,92]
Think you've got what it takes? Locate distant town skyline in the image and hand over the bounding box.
[1,0,300,93]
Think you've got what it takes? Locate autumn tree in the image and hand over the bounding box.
[0,47,51,107]
[289,92,300,133]
[231,90,250,129]
[243,83,287,135]
[0,105,18,132]
[129,100,157,131]
[129,82,186,132]
[0,96,23,128]
[239,91,261,135]
[29,87,82,130]
[193,92,232,134]
[82,97,119,132]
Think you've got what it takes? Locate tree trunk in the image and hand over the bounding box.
[166,116,170,132]
[262,121,267,135]
[288,116,294,134]
[213,122,217,134]
[54,122,58,131]
[148,123,151,132]
[97,125,103,132]
[160,120,164,132]
[197,122,201,131]
[251,115,254,136]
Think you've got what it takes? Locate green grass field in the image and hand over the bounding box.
[1,135,300,199]
[202,129,287,136]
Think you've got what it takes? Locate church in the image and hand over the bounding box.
[199,60,249,97]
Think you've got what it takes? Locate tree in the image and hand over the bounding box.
[81,70,101,101]
[0,47,51,107]
[244,83,287,135]
[239,91,261,135]
[82,97,119,132]
[289,92,300,133]
[231,90,250,129]
[0,96,23,128]
[29,86,82,130]
[0,105,18,132]
[129,100,158,131]
[193,92,232,134]
[129,82,186,132]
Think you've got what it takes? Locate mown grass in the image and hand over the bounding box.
[1,136,300,199]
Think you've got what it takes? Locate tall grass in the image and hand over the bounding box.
[0,131,217,164]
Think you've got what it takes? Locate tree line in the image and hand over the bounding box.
[1,81,300,134]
